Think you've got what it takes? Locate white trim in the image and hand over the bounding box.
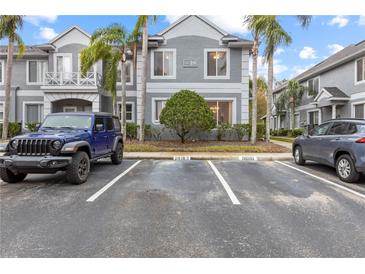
[63,106,77,112]
[0,60,4,85]
[350,91,365,100]
[354,56,365,85]
[151,97,168,124]
[117,60,133,86]
[53,53,73,73]
[0,101,4,122]
[306,76,320,98]
[306,108,322,125]
[117,101,135,122]
[150,48,176,80]
[49,25,91,44]
[26,60,48,85]
[22,101,44,128]
[146,82,243,93]
[204,48,230,80]
[351,100,365,119]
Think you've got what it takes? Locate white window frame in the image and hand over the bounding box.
[306,108,322,126]
[54,53,73,73]
[22,101,44,128]
[150,48,176,79]
[355,57,365,85]
[118,101,135,122]
[0,60,4,85]
[306,76,320,98]
[63,106,78,112]
[117,60,133,86]
[351,100,365,119]
[206,98,236,126]
[0,101,4,122]
[204,48,230,80]
[26,60,48,85]
[151,97,168,124]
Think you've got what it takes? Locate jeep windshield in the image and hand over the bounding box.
[41,115,92,130]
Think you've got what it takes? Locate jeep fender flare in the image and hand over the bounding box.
[112,136,123,152]
[61,141,92,157]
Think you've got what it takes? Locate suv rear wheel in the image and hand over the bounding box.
[294,146,306,165]
[111,142,123,165]
[336,154,360,183]
[0,168,27,183]
[66,151,90,185]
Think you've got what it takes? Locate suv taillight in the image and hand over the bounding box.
[356,137,365,143]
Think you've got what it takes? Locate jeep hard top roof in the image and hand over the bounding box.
[47,112,118,119]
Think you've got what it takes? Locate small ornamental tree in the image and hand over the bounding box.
[159,90,215,143]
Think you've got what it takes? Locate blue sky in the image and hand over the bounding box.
[1,15,364,80]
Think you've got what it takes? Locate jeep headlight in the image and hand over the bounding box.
[10,139,19,150]
[52,140,63,150]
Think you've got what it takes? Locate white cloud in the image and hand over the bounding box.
[328,43,344,54]
[275,48,284,55]
[38,27,58,41]
[25,15,58,26]
[358,15,365,26]
[327,16,349,28]
[299,46,317,59]
[164,15,249,34]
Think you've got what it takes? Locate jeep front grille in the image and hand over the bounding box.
[17,139,52,156]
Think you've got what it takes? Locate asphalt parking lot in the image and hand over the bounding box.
[1,159,365,257]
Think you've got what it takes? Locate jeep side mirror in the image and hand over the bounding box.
[95,124,104,132]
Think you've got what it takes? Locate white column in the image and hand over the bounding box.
[92,94,100,112]
[240,49,249,124]
[43,95,52,117]
[136,50,143,126]
[332,104,336,119]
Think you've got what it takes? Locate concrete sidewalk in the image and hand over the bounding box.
[270,139,293,151]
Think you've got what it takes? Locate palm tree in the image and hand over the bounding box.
[0,16,25,140]
[132,16,157,142]
[244,16,267,145]
[80,23,130,142]
[261,16,311,142]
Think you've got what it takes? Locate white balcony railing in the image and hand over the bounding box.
[43,72,102,87]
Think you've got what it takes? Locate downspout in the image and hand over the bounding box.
[10,86,19,122]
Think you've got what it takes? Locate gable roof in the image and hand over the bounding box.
[49,25,91,44]
[322,87,349,98]
[0,45,48,57]
[275,40,365,93]
[314,87,350,102]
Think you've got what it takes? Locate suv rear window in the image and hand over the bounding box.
[328,122,349,135]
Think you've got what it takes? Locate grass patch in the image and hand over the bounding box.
[271,136,295,143]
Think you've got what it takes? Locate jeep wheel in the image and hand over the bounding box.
[294,146,305,165]
[66,151,90,185]
[336,154,360,183]
[0,168,27,183]
[111,142,123,165]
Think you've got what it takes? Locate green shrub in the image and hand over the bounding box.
[126,122,139,140]
[0,122,22,139]
[289,128,305,137]
[216,123,231,141]
[256,123,266,139]
[233,124,250,141]
[277,128,289,136]
[160,90,215,143]
[25,122,39,132]
[150,126,163,141]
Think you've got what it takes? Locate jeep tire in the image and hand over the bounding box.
[111,142,123,165]
[336,154,360,183]
[0,168,27,183]
[66,151,90,185]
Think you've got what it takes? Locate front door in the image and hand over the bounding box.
[92,117,108,156]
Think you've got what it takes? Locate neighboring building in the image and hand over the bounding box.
[272,40,365,130]
[0,15,252,136]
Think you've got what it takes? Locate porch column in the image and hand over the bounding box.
[43,95,52,117]
[332,104,336,119]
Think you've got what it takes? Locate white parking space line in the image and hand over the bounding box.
[207,160,241,205]
[86,160,142,202]
[275,161,365,200]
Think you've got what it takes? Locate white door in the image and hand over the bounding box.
[56,55,72,81]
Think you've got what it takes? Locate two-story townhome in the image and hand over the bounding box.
[272,40,365,130]
[0,16,252,136]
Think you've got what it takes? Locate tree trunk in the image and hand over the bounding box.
[2,39,14,141]
[121,59,127,143]
[251,36,258,144]
[138,18,148,142]
[266,55,273,143]
[291,102,295,130]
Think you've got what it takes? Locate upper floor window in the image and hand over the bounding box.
[307,77,319,97]
[117,61,133,85]
[356,57,365,84]
[204,49,230,79]
[353,103,365,119]
[151,49,176,79]
[0,60,4,85]
[27,60,48,85]
[118,102,135,122]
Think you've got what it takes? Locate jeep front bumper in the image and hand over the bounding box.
[0,155,72,174]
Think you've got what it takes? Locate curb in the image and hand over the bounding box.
[124,154,293,161]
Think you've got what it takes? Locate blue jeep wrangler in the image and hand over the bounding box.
[0,112,124,185]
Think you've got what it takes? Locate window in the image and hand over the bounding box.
[118,102,134,122]
[354,103,365,119]
[311,122,331,136]
[0,103,3,122]
[205,49,229,79]
[55,54,72,80]
[106,118,114,131]
[356,57,365,83]
[94,117,105,131]
[151,49,176,79]
[0,60,3,84]
[24,103,43,125]
[117,61,133,84]
[42,115,92,129]
[308,110,320,125]
[307,77,319,96]
[207,101,232,126]
[27,60,48,84]
[154,100,167,123]
[328,122,350,135]
[63,106,77,112]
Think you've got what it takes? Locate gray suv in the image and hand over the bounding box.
[293,119,365,183]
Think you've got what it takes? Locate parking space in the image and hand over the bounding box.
[1,159,365,257]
